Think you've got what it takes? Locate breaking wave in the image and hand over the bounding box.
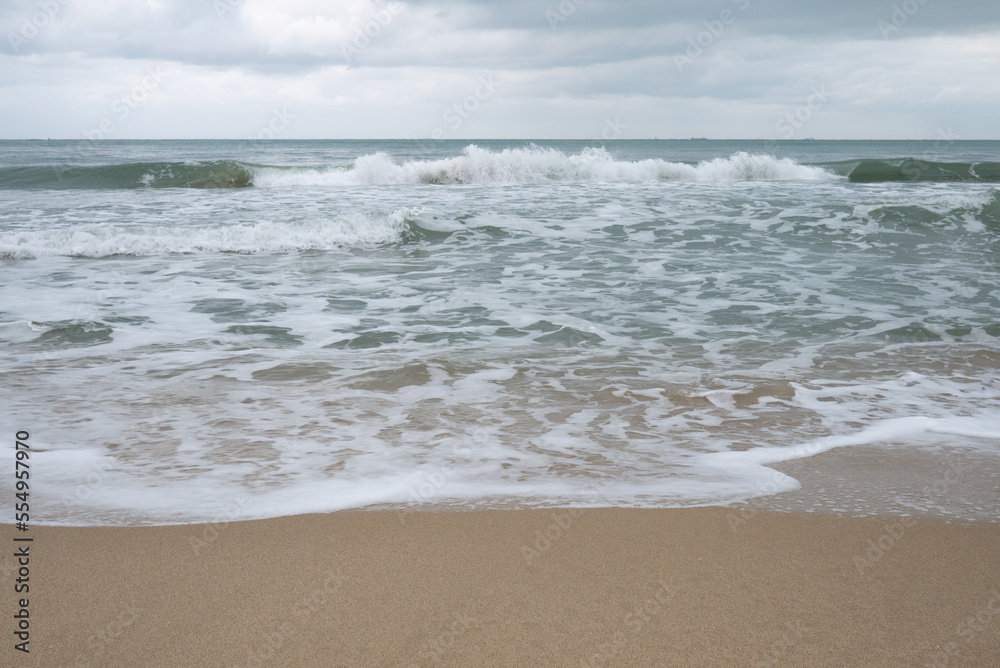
[0,148,840,189]
[0,209,417,258]
[6,148,999,190]
[253,147,841,186]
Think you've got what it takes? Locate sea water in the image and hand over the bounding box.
[1,139,998,525]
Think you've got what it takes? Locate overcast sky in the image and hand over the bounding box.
[1,0,998,139]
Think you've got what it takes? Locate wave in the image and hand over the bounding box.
[839,159,1000,183]
[0,149,839,189]
[4,148,999,189]
[0,209,417,258]
[253,147,840,185]
[0,160,254,189]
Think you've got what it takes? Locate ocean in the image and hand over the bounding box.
[1,139,998,526]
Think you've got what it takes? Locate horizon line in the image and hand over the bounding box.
[3,137,999,142]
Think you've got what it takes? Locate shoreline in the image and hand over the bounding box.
[4,507,999,667]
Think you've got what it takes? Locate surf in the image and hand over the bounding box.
[3,147,998,191]
[838,158,1000,183]
[0,148,844,189]
[253,147,841,186]
[0,160,255,189]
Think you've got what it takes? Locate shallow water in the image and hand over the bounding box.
[1,140,998,525]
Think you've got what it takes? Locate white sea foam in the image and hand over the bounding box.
[251,147,842,187]
[19,404,999,526]
[3,148,999,526]
[0,209,416,258]
[8,330,1000,526]
[0,320,46,342]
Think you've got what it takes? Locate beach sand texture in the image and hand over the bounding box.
[3,508,998,667]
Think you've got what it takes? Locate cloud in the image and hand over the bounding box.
[1,0,998,138]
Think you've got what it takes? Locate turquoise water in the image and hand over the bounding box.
[1,140,998,525]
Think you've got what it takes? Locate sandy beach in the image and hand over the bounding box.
[4,0,1000,665]
[3,508,998,667]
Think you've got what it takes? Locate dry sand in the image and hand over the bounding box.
[2,508,998,667]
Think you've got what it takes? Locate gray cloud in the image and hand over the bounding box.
[434,0,1000,36]
[1,0,997,138]
[5,0,998,68]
